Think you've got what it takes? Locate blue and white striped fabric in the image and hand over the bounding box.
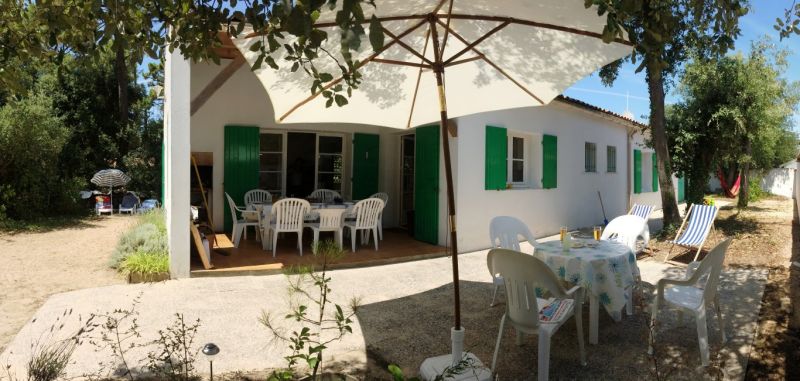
[629,204,655,220]
[674,205,718,247]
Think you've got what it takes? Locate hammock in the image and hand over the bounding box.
[717,169,741,198]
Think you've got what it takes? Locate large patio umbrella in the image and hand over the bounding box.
[91,169,131,210]
[232,0,631,373]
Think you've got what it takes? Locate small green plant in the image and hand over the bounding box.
[119,251,169,276]
[145,313,201,381]
[387,354,481,381]
[261,240,359,380]
[110,210,167,269]
[703,196,716,206]
[747,174,766,203]
[86,294,143,380]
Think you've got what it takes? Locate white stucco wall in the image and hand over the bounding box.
[629,132,668,208]
[165,48,192,278]
[190,61,406,232]
[452,102,633,252]
[759,168,795,198]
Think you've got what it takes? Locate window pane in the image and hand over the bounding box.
[512,160,524,182]
[317,173,342,191]
[259,172,281,192]
[318,154,343,173]
[607,146,617,172]
[318,136,342,154]
[260,133,282,152]
[260,153,281,171]
[585,142,596,172]
[512,137,524,159]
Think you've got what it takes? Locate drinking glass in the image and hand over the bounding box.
[560,226,568,242]
[593,226,602,240]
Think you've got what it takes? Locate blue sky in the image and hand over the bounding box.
[562,2,800,130]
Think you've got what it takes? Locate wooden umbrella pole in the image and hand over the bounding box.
[429,14,462,330]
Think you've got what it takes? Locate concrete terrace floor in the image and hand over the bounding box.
[1,239,766,380]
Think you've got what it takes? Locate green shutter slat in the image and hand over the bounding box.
[224,125,261,232]
[414,125,440,244]
[485,126,507,190]
[652,152,659,192]
[677,176,685,202]
[352,133,380,199]
[634,149,642,194]
[542,134,557,189]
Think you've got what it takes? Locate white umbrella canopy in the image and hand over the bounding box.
[233,0,631,129]
[91,169,131,212]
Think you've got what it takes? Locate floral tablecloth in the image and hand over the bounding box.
[534,238,639,321]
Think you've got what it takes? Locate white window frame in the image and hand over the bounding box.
[507,132,529,186]
[585,142,597,173]
[315,133,345,193]
[606,145,617,173]
[259,131,285,198]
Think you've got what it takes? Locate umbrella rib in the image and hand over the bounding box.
[278,18,429,122]
[444,55,482,67]
[442,20,509,65]
[406,27,431,128]
[382,28,433,65]
[439,0,455,57]
[372,58,430,68]
[437,20,545,105]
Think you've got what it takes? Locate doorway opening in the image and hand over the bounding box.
[400,134,415,229]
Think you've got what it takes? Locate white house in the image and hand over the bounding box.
[163,43,686,278]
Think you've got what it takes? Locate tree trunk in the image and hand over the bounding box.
[738,137,752,208]
[646,64,681,226]
[114,37,129,127]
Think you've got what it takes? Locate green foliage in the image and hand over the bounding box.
[666,40,799,206]
[776,1,800,39]
[261,240,358,380]
[119,251,169,276]
[145,313,201,381]
[111,210,167,269]
[747,174,766,203]
[0,91,75,219]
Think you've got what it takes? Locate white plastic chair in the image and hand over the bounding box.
[308,189,341,203]
[601,215,650,253]
[225,192,260,248]
[488,216,539,307]
[665,204,719,262]
[601,214,649,315]
[369,192,388,240]
[628,203,655,220]
[305,208,345,250]
[488,248,587,381]
[118,192,140,214]
[244,189,272,205]
[265,198,311,257]
[650,239,732,367]
[344,198,385,252]
[95,195,113,215]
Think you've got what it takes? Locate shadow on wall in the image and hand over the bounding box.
[356,266,765,380]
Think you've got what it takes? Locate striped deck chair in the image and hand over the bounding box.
[664,204,719,262]
[629,204,655,220]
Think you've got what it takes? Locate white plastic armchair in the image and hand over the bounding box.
[601,214,648,315]
[267,198,311,257]
[118,192,140,214]
[600,215,650,253]
[488,216,539,307]
[344,198,384,252]
[369,192,389,240]
[225,192,260,248]
[308,189,341,203]
[488,248,586,381]
[650,239,732,367]
[305,208,345,250]
[244,189,272,205]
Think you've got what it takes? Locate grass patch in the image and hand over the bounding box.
[119,250,169,275]
[0,212,94,234]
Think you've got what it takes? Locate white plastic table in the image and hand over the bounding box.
[533,238,639,344]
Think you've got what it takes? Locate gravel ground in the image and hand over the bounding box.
[0,215,131,354]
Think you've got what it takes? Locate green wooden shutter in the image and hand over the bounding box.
[352,133,380,199]
[485,126,507,190]
[677,176,685,202]
[414,125,440,244]
[633,149,642,194]
[542,134,557,189]
[224,125,260,232]
[652,152,659,192]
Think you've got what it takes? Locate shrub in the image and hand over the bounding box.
[748,173,766,202]
[110,210,167,269]
[119,251,169,275]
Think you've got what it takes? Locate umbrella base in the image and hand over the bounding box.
[419,352,492,381]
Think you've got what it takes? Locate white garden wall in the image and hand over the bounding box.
[759,168,794,199]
